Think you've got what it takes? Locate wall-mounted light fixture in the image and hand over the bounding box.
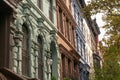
[47,58,53,65]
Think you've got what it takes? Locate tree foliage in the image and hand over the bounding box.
[83,0,120,35]
[94,59,103,80]
[83,0,120,80]
[83,0,120,45]
[102,44,120,80]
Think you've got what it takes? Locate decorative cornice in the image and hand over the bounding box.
[3,0,22,12]
[59,44,80,61]
[59,44,73,59]
[26,0,57,32]
[58,32,80,61]
[58,31,75,50]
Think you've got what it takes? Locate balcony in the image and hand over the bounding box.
[0,68,26,80]
[0,68,41,80]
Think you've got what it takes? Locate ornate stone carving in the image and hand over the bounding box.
[50,30,57,42]
[3,0,22,11]
[22,3,31,15]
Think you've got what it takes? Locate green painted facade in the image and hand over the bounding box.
[11,0,60,80]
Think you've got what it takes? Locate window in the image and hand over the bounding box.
[68,59,71,76]
[74,5,76,20]
[76,36,82,54]
[78,12,80,26]
[59,7,63,34]
[49,0,53,22]
[61,54,65,77]
[71,26,75,46]
[37,0,42,9]
[83,44,86,60]
[22,25,29,76]
[81,18,83,31]
[74,61,77,71]
[37,36,43,80]
[76,34,79,52]
[66,19,70,41]
[80,40,83,56]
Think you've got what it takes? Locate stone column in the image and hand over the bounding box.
[9,12,17,69]
[30,41,39,78]
[13,31,23,75]
[50,30,60,80]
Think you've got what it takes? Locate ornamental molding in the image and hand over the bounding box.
[3,0,22,11]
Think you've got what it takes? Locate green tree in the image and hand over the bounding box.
[94,60,103,80]
[51,76,56,80]
[83,0,120,80]
[83,0,120,36]
[102,44,120,80]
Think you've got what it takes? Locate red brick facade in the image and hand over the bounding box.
[56,0,80,80]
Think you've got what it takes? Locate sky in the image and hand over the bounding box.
[96,13,106,41]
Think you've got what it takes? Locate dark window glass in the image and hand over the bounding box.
[59,7,63,34]
[78,13,80,26]
[74,5,76,20]
[49,0,53,22]
[62,54,65,77]
[22,25,29,76]
[37,0,41,9]
[74,61,77,71]
[38,36,43,80]
[66,19,70,41]
[71,26,75,46]
[81,18,83,31]
[80,40,83,56]
[68,59,71,77]
[76,34,79,52]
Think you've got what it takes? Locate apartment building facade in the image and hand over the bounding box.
[0,0,101,80]
[84,18,101,80]
[0,0,22,79]
[83,18,95,80]
[0,0,60,80]
[56,0,80,80]
[72,0,90,80]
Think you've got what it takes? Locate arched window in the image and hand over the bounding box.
[37,36,43,80]
[22,25,29,76]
